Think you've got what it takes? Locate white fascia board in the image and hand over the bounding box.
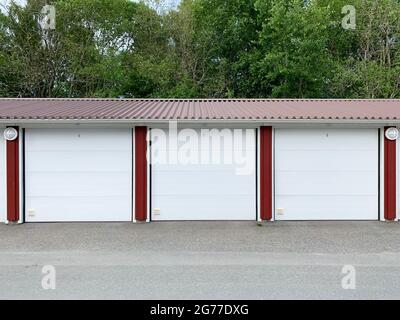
[1,119,400,126]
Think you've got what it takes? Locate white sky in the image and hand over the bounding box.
[0,1,26,13]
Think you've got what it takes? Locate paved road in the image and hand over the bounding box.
[0,221,399,299]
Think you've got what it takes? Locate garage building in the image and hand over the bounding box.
[0,98,398,223]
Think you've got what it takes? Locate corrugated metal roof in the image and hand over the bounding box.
[0,98,400,122]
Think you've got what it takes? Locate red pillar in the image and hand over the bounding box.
[384,127,396,221]
[135,126,148,222]
[260,126,273,221]
[6,127,20,222]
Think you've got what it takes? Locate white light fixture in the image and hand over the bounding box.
[4,127,18,141]
[385,127,399,141]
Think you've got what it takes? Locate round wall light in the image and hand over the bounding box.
[385,127,399,141]
[4,127,18,141]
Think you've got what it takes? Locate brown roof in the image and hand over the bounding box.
[0,98,400,122]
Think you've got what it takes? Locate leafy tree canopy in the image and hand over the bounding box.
[0,0,399,98]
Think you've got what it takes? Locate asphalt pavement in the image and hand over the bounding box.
[0,221,399,299]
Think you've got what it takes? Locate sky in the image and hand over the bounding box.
[1,0,25,10]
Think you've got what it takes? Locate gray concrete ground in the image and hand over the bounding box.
[0,221,399,299]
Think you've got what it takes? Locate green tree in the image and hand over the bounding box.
[0,0,399,98]
[0,0,170,97]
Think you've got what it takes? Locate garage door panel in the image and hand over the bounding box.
[275,129,378,220]
[26,129,130,151]
[278,150,377,171]
[29,196,131,222]
[276,195,378,220]
[276,171,378,195]
[153,171,254,195]
[154,183,255,196]
[25,129,132,222]
[156,134,256,151]
[152,129,256,221]
[153,155,255,172]
[27,172,131,197]
[154,195,255,221]
[27,151,131,172]
[276,129,377,150]
[155,146,256,152]
[153,164,253,172]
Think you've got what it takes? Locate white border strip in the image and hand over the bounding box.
[146,128,151,223]
[18,128,24,224]
[396,127,399,221]
[271,127,275,222]
[132,127,135,223]
[257,128,261,222]
[380,127,385,221]
[2,126,6,224]
[2,119,400,125]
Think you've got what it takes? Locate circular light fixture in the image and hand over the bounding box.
[4,127,18,141]
[385,127,399,141]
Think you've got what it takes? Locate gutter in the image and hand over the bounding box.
[0,119,400,125]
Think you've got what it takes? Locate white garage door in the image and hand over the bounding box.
[25,129,132,222]
[275,129,379,220]
[0,132,5,223]
[151,128,256,220]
